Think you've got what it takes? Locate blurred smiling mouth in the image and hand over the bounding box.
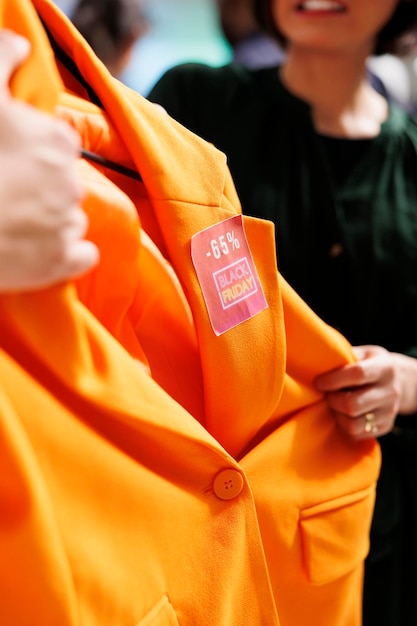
[296,0,346,12]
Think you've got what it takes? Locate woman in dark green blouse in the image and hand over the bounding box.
[148,1,417,625]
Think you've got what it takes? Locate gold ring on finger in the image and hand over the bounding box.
[364,412,379,435]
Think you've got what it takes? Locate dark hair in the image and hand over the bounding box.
[71,0,147,66]
[252,0,417,56]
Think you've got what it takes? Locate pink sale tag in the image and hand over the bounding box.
[191,215,268,335]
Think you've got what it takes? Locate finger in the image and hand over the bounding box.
[323,386,374,417]
[42,240,99,288]
[351,345,369,361]
[59,240,100,280]
[315,361,366,392]
[0,239,99,292]
[335,409,396,440]
[316,354,390,392]
[0,31,31,92]
[62,207,90,241]
[351,345,383,361]
[335,413,380,440]
[52,117,83,155]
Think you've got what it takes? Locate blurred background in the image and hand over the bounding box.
[53,0,417,111]
[53,0,232,95]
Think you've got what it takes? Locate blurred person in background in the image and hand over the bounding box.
[369,27,417,113]
[148,1,417,625]
[215,0,393,97]
[215,0,285,68]
[70,0,148,77]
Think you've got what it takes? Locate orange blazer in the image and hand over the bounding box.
[0,1,380,625]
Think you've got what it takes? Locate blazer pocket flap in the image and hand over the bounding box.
[299,484,376,585]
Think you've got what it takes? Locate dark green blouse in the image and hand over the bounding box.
[149,63,417,361]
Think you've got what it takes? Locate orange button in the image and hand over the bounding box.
[213,469,244,500]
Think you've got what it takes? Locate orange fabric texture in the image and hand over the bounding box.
[0,1,380,625]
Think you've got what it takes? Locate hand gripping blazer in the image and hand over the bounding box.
[0,1,380,625]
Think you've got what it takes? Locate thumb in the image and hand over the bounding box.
[0,30,31,94]
[57,240,100,283]
[351,345,375,362]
